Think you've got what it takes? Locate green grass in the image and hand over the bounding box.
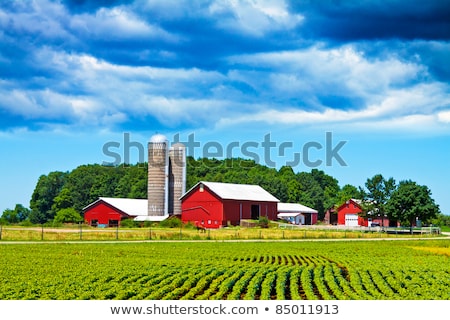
[0,240,449,300]
[0,225,443,241]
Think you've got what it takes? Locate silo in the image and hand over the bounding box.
[148,134,169,216]
[168,143,186,216]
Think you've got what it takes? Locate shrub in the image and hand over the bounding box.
[54,208,82,224]
[258,216,269,228]
[120,219,138,228]
[159,217,182,228]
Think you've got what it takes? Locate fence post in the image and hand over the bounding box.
[0,224,2,240]
[41,225,44,241]
[79,222,82,241]
[149,225,152,240]
[116,224,119,240]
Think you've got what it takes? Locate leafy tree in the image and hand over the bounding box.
[51,188,73,213]
[309,169,340,218]
[334,184,363,208]
[386,180,440,233]
[54,208,83,224]
[296,172,324,218]
[1,204,30,224]
[431,213,450,228]
[29,171,67,223]
[361,174,396,226]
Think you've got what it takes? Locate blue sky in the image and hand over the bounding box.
[1,0,450,214]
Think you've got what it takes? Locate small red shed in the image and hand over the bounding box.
[83,197,148,227]
[337,198,393,227]
[181,181,280,229]
[337,199,365,226]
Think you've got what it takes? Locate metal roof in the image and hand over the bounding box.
[98,197,148,216]
[184,181,280,202]
[83,197,169,221]
[277,202,318,214]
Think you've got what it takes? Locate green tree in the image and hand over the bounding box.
[29,171,67,224]
[386,180,440,233]
[51,188,73,213]
[431,213,450,228]
[1,204,30,224]
[310,169,340,219]
[296,172,324,217]
[335,184,362,208]
[54,208,83,224]
[362,174,396,226]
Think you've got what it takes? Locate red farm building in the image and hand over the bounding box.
[83,197,167,227]
[337,198,396,227]
[181,181,280,229]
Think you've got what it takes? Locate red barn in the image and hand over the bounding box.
[181,181,279,229]
[337,198,394,227]
[83,197,151,227]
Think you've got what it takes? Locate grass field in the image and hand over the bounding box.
[0,225,442,241]
[0,240,449,300]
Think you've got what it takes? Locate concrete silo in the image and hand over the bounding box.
[168,143,186,216]
[148,134,169,216]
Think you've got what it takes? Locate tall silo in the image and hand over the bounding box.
[148,134,169,216]
[168,143,186,216]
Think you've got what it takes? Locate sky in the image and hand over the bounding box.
[0,0,450,215]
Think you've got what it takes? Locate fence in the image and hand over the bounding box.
[0,224,443,241]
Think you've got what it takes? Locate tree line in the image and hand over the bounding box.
[1,157,446,228]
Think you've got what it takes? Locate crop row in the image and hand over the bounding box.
[0,241,448,300]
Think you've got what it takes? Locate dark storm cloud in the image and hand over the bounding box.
[290,0,450,41]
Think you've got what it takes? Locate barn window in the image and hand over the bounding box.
[208,220,211,225]
[199,183,204,192]
[214,220,218,225]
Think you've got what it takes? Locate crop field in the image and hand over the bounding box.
[0,240,449,300]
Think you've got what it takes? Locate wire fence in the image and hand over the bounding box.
[0,224,443,242]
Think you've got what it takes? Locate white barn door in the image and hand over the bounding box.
[345,214,359,227]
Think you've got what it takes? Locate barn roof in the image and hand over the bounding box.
[278,202,318,214]
[182,181,280,202]
[83,197,148,216]
[336,198,363,211]
[82,197,169,222]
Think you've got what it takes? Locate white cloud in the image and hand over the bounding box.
[0,0,74,41]
[437,110,450,123]
[216,82,450,132]
[70,6,178,41]
[228,45,427,104]
[2,42,449,135]
[209,0,303,36]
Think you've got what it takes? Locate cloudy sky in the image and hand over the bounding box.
[1,0,450,215]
